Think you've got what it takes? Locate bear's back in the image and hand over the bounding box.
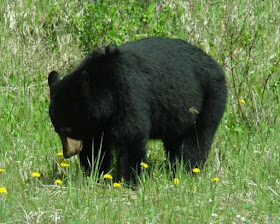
[108,38,206,138]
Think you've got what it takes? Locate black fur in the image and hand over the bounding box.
[48,37,227,181]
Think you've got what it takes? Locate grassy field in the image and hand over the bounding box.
[0,0,280,223]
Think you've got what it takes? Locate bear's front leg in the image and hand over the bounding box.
[79,137,92,175]
[79,136,112,176]
[116,137,148,182]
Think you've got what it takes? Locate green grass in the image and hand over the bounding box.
[1,0,280,223]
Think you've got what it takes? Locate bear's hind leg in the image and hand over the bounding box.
[183,81,227,170]
[163,139,184,167]
[181,131,208,170]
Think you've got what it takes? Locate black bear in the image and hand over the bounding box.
[48,37,227,181]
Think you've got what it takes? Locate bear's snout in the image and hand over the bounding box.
[59,135,83,158]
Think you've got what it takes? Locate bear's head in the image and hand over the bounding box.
[48,48,117,158]
[48,71,91,158]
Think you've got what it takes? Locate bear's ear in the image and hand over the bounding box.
[105,45,120,56]
[48,71,60,88]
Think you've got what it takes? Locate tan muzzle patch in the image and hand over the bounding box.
[60,135,83,158]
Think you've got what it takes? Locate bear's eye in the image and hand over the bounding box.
[60,127,72,134]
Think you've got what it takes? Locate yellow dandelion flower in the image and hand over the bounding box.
[104,173,113,180]
[173,178,180,185]
[60,161,70,167]
[32,172,41,178]
[192,168,200,174]
[113,183,121,188]
[0,187,8,194]
[56,152,63,156]
[212,177,220,183]
[239,99,246,104]
[58,158,65,164]
[140,162,148,169]
[0,168,5,173]
[55,179,63,185]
